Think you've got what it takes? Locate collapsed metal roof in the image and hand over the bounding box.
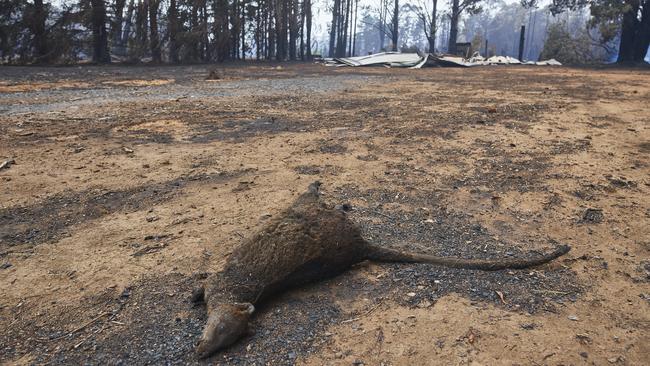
[321,52,562,68]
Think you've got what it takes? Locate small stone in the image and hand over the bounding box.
[568,315,579,321]
[335,203,352,212]
[406,292,416,297]
[0,159,15,170]
[0,262,12,270]
[580,352,588,358]
[417,300,432,308]
[520,323,536,330]
[581,208,603,223]
[334,352,343,359]
[287,351,296,359]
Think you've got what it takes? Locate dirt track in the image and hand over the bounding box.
[0,64,648,365]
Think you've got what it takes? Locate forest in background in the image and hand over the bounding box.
[0,0,648,65]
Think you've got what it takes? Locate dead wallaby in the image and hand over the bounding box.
[194,181,570,358]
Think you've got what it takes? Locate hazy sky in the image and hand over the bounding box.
[308,0,543,46]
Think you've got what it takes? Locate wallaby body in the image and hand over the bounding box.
[195,182,570,358]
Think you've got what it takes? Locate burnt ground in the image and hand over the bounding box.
[0,64,648,365]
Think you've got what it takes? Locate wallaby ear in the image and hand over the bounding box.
[191,286,205,304]
[307,181,321,195]
[233,302,255,315]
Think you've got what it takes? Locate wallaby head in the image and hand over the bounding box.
[196,302,255,358]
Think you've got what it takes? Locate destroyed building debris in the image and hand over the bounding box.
[321,52,562,68]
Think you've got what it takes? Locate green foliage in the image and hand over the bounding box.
[588,0,630,43]
[540,21,603,64]
[0,0,27,62]
[549,0,590,15]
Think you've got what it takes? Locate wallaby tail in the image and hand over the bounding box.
[367,244,571,271]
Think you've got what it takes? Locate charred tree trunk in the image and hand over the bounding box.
[111,0,126,56]
[134,0,148,60]
[339,0,350,57]
[201,1,209,61]
[391,0,398,51]
[255,0,261,59]
[429,0,437,53]
[91,0,111,63]
[231,0,239,59]
[335,0,346,57]
[168,0,179,62]
[213,0,230,61]
[379,0,387,50]
[275,0,288,60]
[617,0,639,63]
[351,0,358,56]
[289,0,298,59]
[299,0,305,60]
[122,0,135,48]
[632,0,650,62]
[448,0,459,55]
[267,0,275,59]
[149,0,161,62]
[241,0,246,59]
[30,0,49,61]
[329,0,339,57]
[305,0,312,58]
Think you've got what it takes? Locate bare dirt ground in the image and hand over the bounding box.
[0,63,648,365]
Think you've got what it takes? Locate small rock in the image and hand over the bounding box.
[406,292,416,297]
[576,333,591,344]
[0,159,15,170]
[607,356,621,363]
[568,315,579,321]
[520,323,536,330]
[287,351,296,359]
[334,352,343,359]
[580,352,588,358]
[0,262,12,270]
[417,300,432,308]
[581,208,603,223]
[122,146,134,154]
[335,203,352,212]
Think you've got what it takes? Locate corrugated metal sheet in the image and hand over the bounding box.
[321,52,562,68]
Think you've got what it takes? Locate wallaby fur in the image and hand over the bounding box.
[194,181,570,358]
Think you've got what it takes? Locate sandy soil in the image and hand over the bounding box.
[0,63,648,365]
